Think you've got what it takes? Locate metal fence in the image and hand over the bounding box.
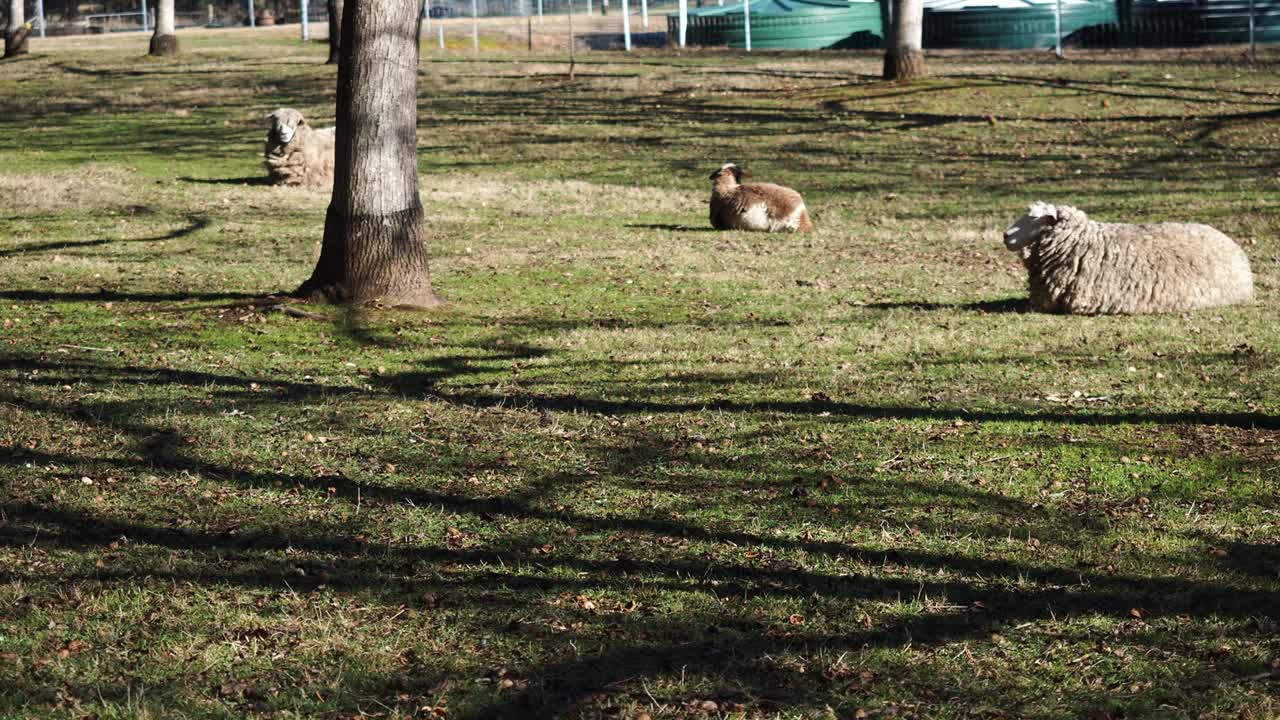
[1,0,673,32]
[671,0,1278,49]
[4,0,1276,46]
[925,0,1280,49]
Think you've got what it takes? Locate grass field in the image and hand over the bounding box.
[2,25,1279,720]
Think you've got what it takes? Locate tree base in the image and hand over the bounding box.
[4,28,30,58]
[149,33,179,56]
[882,47,926,80]
[293,280,442,309]
[293,204,443,310]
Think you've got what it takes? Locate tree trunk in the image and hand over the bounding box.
[326,0,343,63]
[883,0,925,80]
[149,0,179,55]
[296,0,440,308]
[5,0,29,58]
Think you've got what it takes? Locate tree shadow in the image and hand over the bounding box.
[178,175,274,186]
[860,298,1028,313]
[410,383,1279,431]
[623,223,718,232]
[0,214,212,259]
[0,289,264,303]
[1193,531,1280,581]
[971,72,1280,106]
[2,341,1277,717]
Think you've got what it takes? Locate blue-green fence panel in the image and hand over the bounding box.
[669,0,884,49]
[923,1,1118,49]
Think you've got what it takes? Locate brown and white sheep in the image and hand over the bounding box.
[1003,202,1254,315]
[263,108,336,187]
[708,163,813,233]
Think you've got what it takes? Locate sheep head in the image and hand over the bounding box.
[709,163,747,184]
[1003,202,1064,257]
[267,108,308,146]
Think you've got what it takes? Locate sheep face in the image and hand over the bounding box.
[267,108,308,146]
[1003,202,1059,257]
[709,163,745,184]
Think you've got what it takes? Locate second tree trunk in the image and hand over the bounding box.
[883,0,926,80]
[149,0,179,56]
[5,0,29,58]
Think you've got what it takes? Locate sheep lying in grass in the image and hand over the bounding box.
[1003,202,1254,315]
[263,108,336,187]
[709,163,813,233]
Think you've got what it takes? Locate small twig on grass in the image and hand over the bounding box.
[57,344,116,352]
[640,677,666,712]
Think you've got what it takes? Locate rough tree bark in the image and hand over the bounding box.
[149,0,179,56]
[883,0,925,80]
[5,0,29,58]
[296,0,440,308]
[326,0,343,63]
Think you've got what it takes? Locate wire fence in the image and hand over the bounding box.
[4,0,1276,48]
[2,0,690,34]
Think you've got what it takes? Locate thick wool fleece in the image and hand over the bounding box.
[263,111,336,187]
[709,166,813,233]
[1014,205,1253,315]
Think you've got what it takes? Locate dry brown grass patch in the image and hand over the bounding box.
[0,165,136,213]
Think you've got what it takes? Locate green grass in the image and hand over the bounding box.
[2,26,1279,719]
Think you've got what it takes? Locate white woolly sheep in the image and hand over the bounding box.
[263,108,336,187]
[1003,202,1254,315]
[709,163,813,233]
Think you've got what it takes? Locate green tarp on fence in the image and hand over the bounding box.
[1126,0,1280,45]
[669,0,1280,49]
[924,1,1118,48]
[669,0,884,49]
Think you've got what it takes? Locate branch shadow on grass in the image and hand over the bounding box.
[860,298,1028,313]
[1,334,1277,718]
[0,289,264,303]
[623,223,720,232]
[0,214,212,259]
[177,175,274,186]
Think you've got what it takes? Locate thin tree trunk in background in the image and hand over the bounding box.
[883,0,925,80]
[296,0,440,308]
[149,0,179,55]
[5,0,29,58]
[326,0,343,63]
[567,0,574,79]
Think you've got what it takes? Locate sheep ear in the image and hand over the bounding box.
[731,166,745,181]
